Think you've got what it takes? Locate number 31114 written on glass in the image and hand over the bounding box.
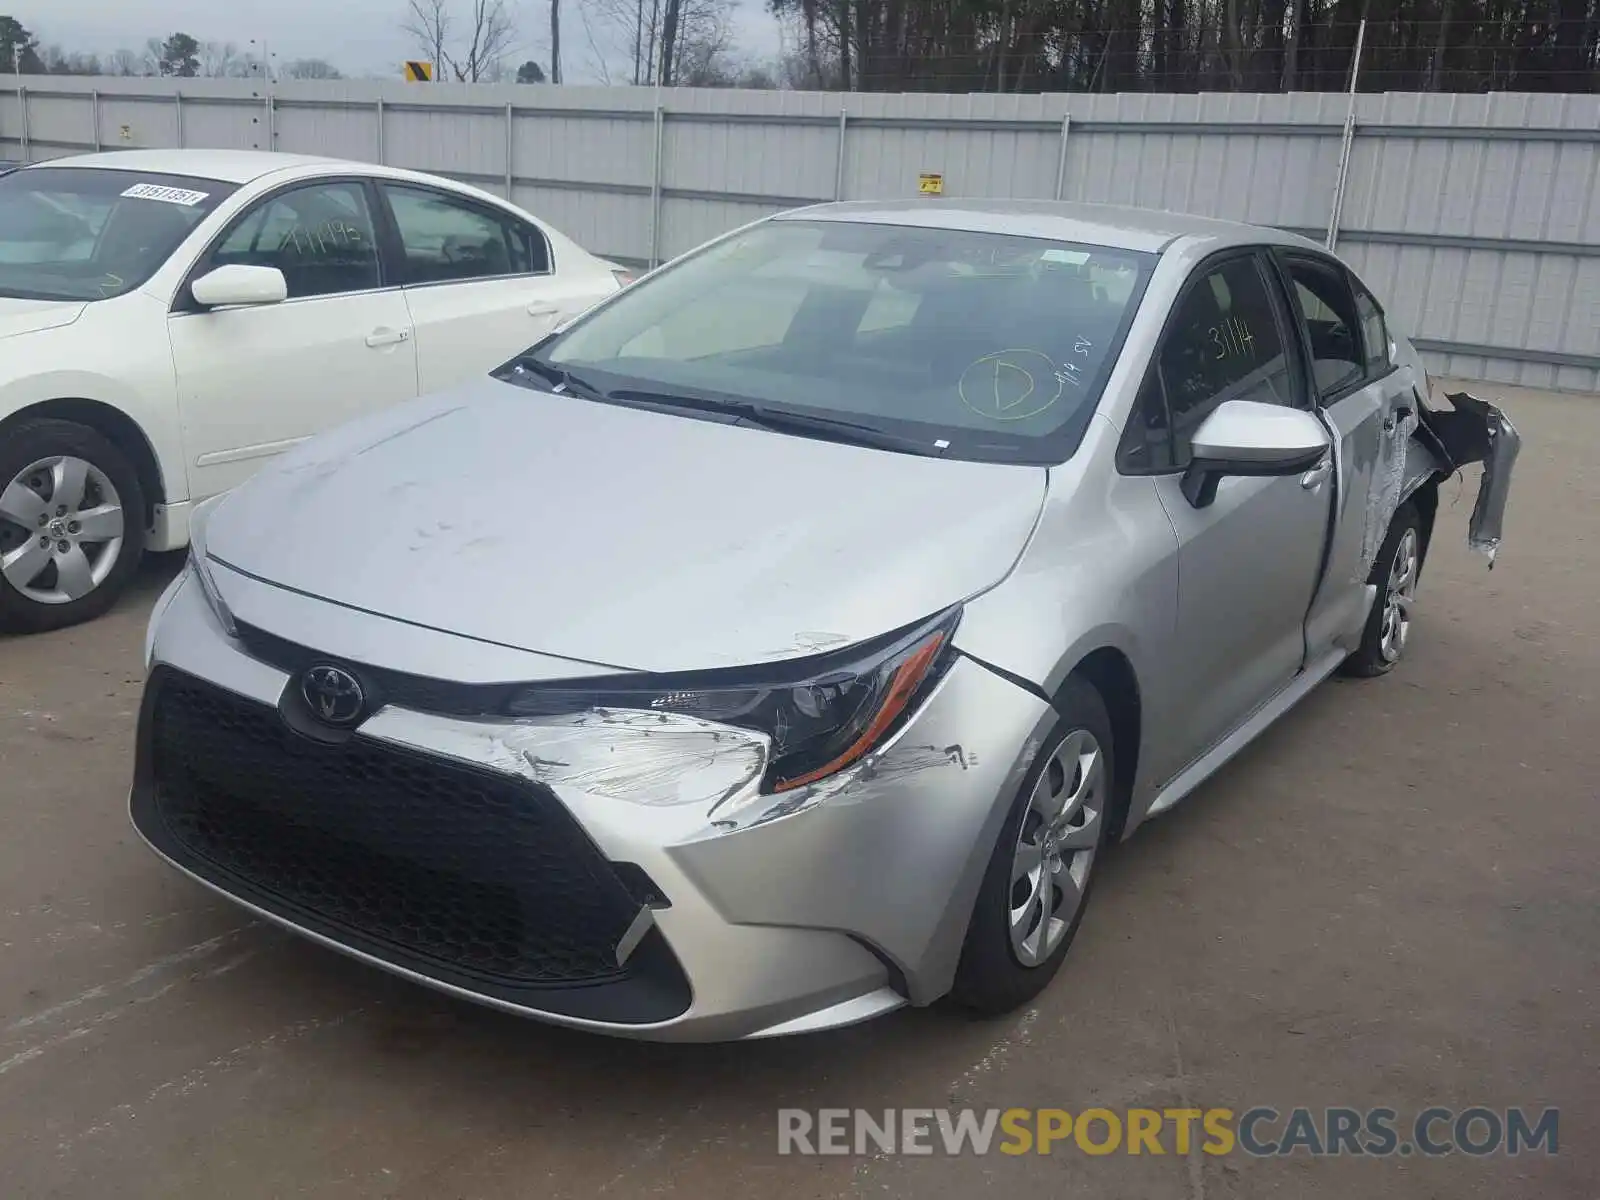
[1209,318,1255,361]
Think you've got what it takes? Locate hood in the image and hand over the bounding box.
[0,297,86,341]
[210,380,1047,674]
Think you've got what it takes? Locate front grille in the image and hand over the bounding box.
[234,621,515,717]
[135,669,688,1018]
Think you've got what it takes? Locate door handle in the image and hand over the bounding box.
[365,327,411,348]
[526,302,560,317]
[1300,458,1333,489]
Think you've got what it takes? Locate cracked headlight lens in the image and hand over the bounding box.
[186,494,237,638]
[507,608,961,793]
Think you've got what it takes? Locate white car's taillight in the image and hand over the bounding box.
[611,268,636,288]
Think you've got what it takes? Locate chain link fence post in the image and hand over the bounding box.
[648,100,666,268]
[1326,18,1367,251]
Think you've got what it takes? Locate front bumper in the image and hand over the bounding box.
[132,571,1053,1041]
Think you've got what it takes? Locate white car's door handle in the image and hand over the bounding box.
[526,302,560,317]
[1301,458,1334,489]
[365,327,411,348]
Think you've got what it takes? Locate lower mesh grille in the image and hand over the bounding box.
[144,671,642,988]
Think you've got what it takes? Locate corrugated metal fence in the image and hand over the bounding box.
[3,77,1598,391]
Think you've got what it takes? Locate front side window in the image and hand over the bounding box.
[531,219,1157,464]
[0,167,233,302]
[383,184,549,283]
[1281,254,1365,398]
[210,181,380,300]
[1123,253,1301,471]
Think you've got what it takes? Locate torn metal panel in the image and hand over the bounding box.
[1413,390,1523,565]
[1357,399,1418,581]
[1399,417,1451,503]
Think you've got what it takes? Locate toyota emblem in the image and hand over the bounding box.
[300,664,366,726]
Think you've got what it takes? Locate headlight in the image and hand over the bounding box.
[186,494,237,638]
[143,569,186,669]
[507,608,961,793]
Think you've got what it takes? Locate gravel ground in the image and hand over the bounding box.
[1,379,1594,1198]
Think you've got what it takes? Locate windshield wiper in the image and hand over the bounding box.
[499,354,607,401]
[607,389,947,455]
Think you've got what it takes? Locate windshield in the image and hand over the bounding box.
[534,218,1156,463]
[0,167,235,302]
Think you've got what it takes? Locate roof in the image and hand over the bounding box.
[782,198,1317,255]
[27,149,352,185]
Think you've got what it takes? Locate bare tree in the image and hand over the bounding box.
[658,0,683,83]
[402,0,517,81]
[402,0,453,73]
[283,58,345,79]
[38,44,104,74]
[228,53,267,79]
[200,40,242,77]
[454,0,517,80]
[106,48,144,76]
[582,0,733,84]
[670,5,737,83]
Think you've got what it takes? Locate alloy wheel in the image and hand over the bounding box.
[0,455,126,606]
[1379,527,1419,664]
[1008,728,1105,968]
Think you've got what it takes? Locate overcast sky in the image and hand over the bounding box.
[17,0,783,83]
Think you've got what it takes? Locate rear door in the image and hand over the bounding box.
[1125,249,1334,775]
[1274,251,1412,657]
[376,182,610,393]
[169,178,418,499]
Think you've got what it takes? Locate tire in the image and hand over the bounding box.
[950,676,1115,1016]
[0,418,146,634]
[1339,501,1422,679]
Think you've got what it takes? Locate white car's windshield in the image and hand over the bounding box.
[0,167,234,302]
[530,218,1157,463]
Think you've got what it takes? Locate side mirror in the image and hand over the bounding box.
[191,264,288,309]
[1181,399,1330,509]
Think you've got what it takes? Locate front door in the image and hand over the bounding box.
[1130,250,1334,778]
[1276,252,1412,657]
[169,179,418,499]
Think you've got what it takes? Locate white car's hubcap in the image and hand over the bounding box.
[0,456,126,605]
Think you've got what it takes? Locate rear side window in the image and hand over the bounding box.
[382,184,550,284]
[1280,254,1365,399]
[1122,252,1302,472]
[1352,281,1392,376]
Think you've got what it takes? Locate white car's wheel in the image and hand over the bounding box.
[0,419,145,633]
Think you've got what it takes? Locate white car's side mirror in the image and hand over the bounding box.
[191,264,289,309]
[1182,399,1330,509]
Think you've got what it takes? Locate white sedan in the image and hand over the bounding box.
[0,148,629,631]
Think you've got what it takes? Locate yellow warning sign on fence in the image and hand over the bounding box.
[918,172,944,195]
[404,61,433,82]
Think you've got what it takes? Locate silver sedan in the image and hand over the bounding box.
[131,200,1516,1041]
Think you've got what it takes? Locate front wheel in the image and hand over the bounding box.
[950,677,1114,1016]
[1340,501,1422,678]
[0,418,146,634]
